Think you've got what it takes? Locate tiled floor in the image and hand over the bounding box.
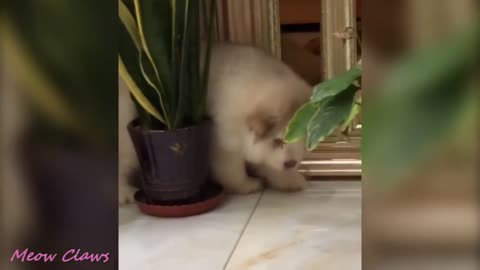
[119,181,361,270]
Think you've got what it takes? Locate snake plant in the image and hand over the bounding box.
[119,0,216,130]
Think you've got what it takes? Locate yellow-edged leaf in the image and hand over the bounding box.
[133,0,163,88]
[1,18,80,132]
[119,56,164,122]
[119,0,141,50]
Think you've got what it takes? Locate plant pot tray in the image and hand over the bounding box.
[134,181,225,218]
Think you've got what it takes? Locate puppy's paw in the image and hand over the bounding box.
[288,173,308,191]
[273,172,308,192]
[229,178,263,194]
[119,184,136,205]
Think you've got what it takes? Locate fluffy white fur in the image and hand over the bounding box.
[119,43,311,203]
[207,44,311,194]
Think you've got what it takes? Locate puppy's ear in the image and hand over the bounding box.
[247,112,277,139]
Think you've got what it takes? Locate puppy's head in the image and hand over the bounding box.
[245,110,305,171]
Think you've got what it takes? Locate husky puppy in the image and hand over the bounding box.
[207,44,311,194]
[119,43,311,202]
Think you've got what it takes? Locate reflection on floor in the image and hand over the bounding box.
[119,181,361,270]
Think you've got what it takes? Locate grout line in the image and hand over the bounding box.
[222,190,265,270]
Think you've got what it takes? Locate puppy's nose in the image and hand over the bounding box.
[284,160,297,169]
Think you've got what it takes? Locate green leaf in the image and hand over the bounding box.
[138,50,170,124]
[4,0,119,146]
[186,4,201,124]
[310,65,361,103]
[119,0,140,49]
[340,95,361,131]
[121,0,136,17]
[196,0,216,121]
[175,0,194,127]
[284,102,317,143]
[118,14,166,125]
[119,57,164,123]
[306,86,357,151]
[134,0,173,121]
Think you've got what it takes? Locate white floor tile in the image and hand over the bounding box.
[225,181,361,270]
[119,193,261,270]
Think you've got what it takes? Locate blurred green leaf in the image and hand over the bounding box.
[307,86,357,150]
[3,0,117,147]
[310,65,361,103]
[363,22,480,186]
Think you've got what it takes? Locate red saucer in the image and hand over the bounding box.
[134,182,225,218]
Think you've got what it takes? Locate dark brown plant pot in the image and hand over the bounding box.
[127,119,211,202]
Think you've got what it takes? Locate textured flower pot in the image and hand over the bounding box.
[127,119,211,202]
